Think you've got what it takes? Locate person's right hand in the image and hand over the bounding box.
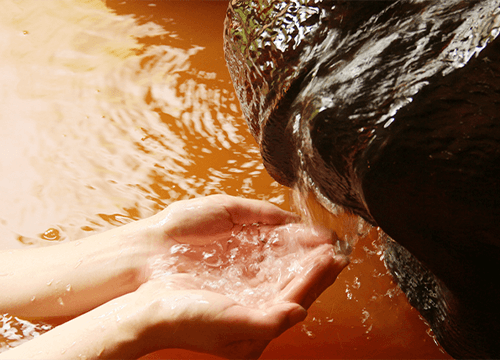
[130,221,349,359]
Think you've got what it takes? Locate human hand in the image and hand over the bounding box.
[150,194,299,245]
[134,214,349,359]
[145,195,349,312]
[0,195,347,360]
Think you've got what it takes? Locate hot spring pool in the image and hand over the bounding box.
[0,1,450,358]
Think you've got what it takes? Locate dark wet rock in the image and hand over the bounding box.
[224,1,500,358]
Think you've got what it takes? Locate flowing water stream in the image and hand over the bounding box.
[0,1,450,358]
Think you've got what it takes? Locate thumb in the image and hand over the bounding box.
[287,304,308,327]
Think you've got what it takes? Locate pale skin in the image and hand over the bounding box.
[0,195,349,359]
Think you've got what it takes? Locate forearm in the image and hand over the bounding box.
[0,292,158,360]
[0,218,158,318]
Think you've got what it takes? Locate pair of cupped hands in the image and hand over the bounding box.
[133,195,349,359]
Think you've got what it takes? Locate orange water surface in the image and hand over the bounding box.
[0,1,450,358]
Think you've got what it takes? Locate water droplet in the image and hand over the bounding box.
[46,279,53,286]
[345,287,353,300]
[149,223,335,308]
[361,308,370,323]
[352,276,361,289]
[41,228,60,241]
[58,297,64,306]
[170,244,190,255]
[66,284,72,292]
[301,324,316,339]
[74,259,83,268]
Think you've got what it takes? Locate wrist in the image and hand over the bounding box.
[117,286,179,356]
[95,292,161,359]
[66,291,169,359]
[111,215,166,285]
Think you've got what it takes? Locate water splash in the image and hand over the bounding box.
[289,187,371,257]
[0,314,52,353]
[149,223,334,308]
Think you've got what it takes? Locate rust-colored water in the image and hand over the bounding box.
[0,1,450,358]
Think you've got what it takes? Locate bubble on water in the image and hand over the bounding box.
[372,268,386,278]
[40,228,61,241]
[311,316,322,325]
[202,248,225,267]
[149,223,325,308]
[345,286,353,300]
[384,287,401,299]
[352,276,361,289]
[361,308,370,324]
[170,244,191,255]
[203,249,216,259]
[301,324,316,339]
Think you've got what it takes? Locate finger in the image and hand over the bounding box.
[277,251,349,309]
[212,303,307,359]
[260,223,337,248]
[141,274,205,291]
[260,244,333,294]
[224,302,307,340]
[214,195,300,225]
[300,254,350,309]
[219,303,307,359]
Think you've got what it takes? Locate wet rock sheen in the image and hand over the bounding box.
[224,1,500,358]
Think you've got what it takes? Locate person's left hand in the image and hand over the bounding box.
[128,195,349,359]
[149,194,300,245]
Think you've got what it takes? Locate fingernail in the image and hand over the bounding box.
[334,254,350,268]
[289,306,308,327]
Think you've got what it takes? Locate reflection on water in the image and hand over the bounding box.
[0,314,51,352]
[0,0,449,358]
[0,0,275,248]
